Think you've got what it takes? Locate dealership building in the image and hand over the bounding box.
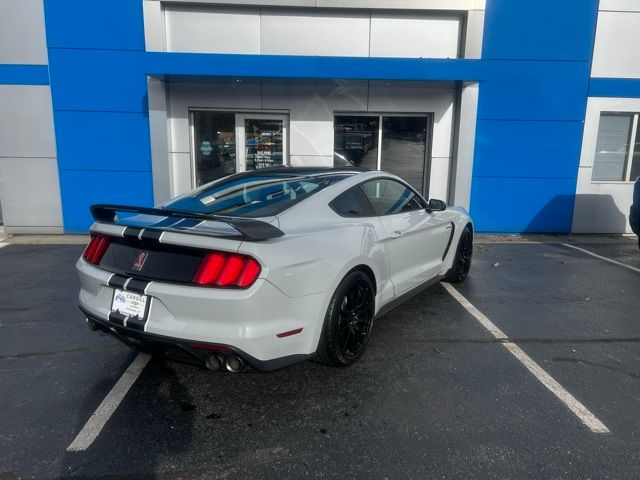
[0,0,639,234]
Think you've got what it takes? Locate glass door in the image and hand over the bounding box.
[237,114,288,172]
[192,111,237,186]
[191,111,289,187]
[381,116,430,194]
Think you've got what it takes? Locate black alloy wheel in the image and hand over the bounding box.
[316,271,375,366]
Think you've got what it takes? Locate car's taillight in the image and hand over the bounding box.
[193,252,261,288]
[82,235,110,265]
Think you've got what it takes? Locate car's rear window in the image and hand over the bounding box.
[164,172,351,218]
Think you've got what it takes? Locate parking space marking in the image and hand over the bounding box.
[562,243,640,274]
[67,353,151,451]
[442,283,610,434]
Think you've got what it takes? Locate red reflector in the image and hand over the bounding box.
[276,328,304,338]
[216,255,245,286]
[235,258,261,288]
[83,235,110,265]
[191,342,232,352]
[193,253,226,285]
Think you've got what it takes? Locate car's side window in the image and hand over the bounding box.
[330,186,376,217]
[360,179,425,216]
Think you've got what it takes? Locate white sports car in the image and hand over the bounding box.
[77,168,473,372]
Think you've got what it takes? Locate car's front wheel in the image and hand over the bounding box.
[316,271,375,367]
[444,225,473,283]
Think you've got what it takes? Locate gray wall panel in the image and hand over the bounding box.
[0,157,63,229]
[165,5,261,54]
[0,85,56,158]
[0,0,48,64]
[261,9,370,56]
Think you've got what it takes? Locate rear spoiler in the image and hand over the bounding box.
[90,204,285,241]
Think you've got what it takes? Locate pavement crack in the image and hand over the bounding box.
[551,357,640,380]
[0,345,121,360]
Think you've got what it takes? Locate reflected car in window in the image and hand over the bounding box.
[76,168,473,373]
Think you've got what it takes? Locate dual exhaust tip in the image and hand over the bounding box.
[205,353,244,373]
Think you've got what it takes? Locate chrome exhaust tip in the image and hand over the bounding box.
[205,353,222,371]
[225,355,243,373]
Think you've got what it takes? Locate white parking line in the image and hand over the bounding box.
[442,282,610,434]
[0,243,8,249]
[67,353,151,451]
[562,243,640,274]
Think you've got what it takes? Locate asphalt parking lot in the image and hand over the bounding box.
[1,236,639,479]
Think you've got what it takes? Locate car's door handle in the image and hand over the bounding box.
[390,230,404,239]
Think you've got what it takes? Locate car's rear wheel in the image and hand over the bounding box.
[316,271,375,367]
[444,226,473,284]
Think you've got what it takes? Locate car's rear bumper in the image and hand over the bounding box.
[77,258,328,371]
[80,307,312,371]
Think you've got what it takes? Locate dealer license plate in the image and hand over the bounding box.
[111,289,148,319]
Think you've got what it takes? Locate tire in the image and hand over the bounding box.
[444,226,473,284]
[315,271,375,367]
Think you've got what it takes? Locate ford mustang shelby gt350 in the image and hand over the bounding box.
[77,168,473,372]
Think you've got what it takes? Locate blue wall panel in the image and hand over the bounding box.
[146,53,486,81]
[0,65,49,85]
[48,49,147,112]
[589,78,640,98]
[470,177,578,233]
[474,120,584,179]
[469,0,599,233]
[43,0,145,50]
[59,171,154,232]
[44,0,153,233]
[482,0,599,61]
[478,61,591,121]
[54,111,152,171]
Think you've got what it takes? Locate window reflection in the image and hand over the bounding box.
[381,116,428,194]
[193,111,236,186]
[334,116,379,169]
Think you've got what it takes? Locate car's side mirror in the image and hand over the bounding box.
[426,199,447,212]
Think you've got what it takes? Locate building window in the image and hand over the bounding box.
[592,112,640,182]
[333,114,431,195]
[192,111,288,187]
[193,111,236,186]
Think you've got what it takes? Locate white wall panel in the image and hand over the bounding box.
[592,11,640,79]
[163,5,461,58]
[599,0,640,12]
[452,82,479,209]
[260,10,370,56]
[0,157,62,229]
[572,97,640,233]
[170,152,194,197]
[370,13,460,59]
[0,0,48,64]
[290,155,333,167]
[0,85,56,159]
[165,5,260,54]
[428,157,451,201]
